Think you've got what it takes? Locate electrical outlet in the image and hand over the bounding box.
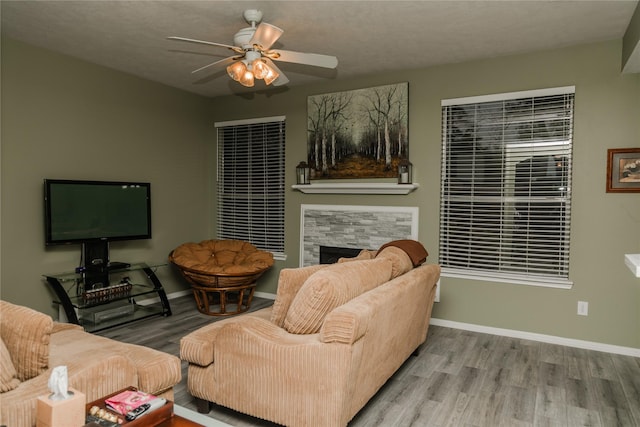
[434,279,440,302]
[577,301,589,316]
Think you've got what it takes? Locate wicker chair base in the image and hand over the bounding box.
[190,282,256,316]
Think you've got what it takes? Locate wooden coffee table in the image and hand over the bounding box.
[153,414,202,426]
[84,414,202,427]
[84,388,204,427]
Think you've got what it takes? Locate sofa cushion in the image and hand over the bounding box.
[283,258,393,334]
[0,301,53,381]
[375,246,414,278]
[0,337,20,392]
[0,353,136,427]
[50,329,181,396]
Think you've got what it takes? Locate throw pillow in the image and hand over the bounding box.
[377,239,429,267]
[270,264,328,327]
[0,300,53,381]
[337,249,377,263]
[0,337,20,392]
[375,246,414,278]
[284,257,393,334]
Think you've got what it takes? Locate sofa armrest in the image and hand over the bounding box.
[180,326,221,367]
[210,315,357,426]
[121,344,181,395]
[320,264,440,345]
[319,300,371,344]
[183,313,320,367]
[52,322,84,334]
[180,307,273,366]
[0,300,53,381]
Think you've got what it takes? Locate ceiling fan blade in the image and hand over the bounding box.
[249,22,283,51]
[192,56,242,74]
[263,58,289,86]
[268,49,338,69]
[167,36,244,53]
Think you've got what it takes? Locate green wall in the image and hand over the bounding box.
[208,40,640,349]
[1,38,212,315]
[2,36,638,349]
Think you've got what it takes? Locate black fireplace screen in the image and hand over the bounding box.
[319,246,363,264]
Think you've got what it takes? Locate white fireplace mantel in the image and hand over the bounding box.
[292,182,419,195]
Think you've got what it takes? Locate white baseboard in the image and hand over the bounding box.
[164,289,276,300]
[159,291,639,357]
[135,289,190,306]
[166,289,192,299]
[254,291,276,300]
[430,318,640,358]
[174,405,232,426]
[143,289,276,304]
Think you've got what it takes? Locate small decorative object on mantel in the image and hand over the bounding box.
[398,158,413,184]
[296,161,311,185]
[606,148,640,193]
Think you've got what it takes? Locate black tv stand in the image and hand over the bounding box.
[44,262,171,332]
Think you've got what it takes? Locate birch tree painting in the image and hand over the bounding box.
[307,82,408,179]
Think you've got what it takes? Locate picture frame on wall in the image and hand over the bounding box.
[306,82,409,180]
[606,148,640,193]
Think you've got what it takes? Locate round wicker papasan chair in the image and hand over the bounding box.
[169,239,274,316]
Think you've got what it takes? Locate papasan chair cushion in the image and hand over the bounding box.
[170,239,274,277]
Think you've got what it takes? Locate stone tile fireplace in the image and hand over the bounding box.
[300,204,419,266]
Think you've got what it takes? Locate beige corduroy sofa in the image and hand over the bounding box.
[180,241,441,427]
[0,300,181,427]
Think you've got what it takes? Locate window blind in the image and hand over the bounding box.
[216,117,285,258]
[439,87,574,286]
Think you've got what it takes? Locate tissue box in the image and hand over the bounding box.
[36,387,86,427]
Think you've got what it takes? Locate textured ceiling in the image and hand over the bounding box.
[1,1,638,98]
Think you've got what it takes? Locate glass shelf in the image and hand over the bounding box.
[45,262,166,284]
[44,262,171,333]
[53,282,159,310]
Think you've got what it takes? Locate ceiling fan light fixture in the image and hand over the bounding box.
[169,9,338,91]
[226,61,247,81]
[252,59,270,79]
[239,69,255,87]
[263,67,279,85]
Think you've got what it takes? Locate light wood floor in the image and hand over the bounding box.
[97,295,640,426]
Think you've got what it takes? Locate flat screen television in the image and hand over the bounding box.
[44,179,152,288]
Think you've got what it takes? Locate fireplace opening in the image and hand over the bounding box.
[319,246,364,264]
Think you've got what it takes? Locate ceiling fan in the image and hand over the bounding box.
[168,9,338,88]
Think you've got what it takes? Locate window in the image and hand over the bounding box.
[215,116,286,259]
[439,87,574,288]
